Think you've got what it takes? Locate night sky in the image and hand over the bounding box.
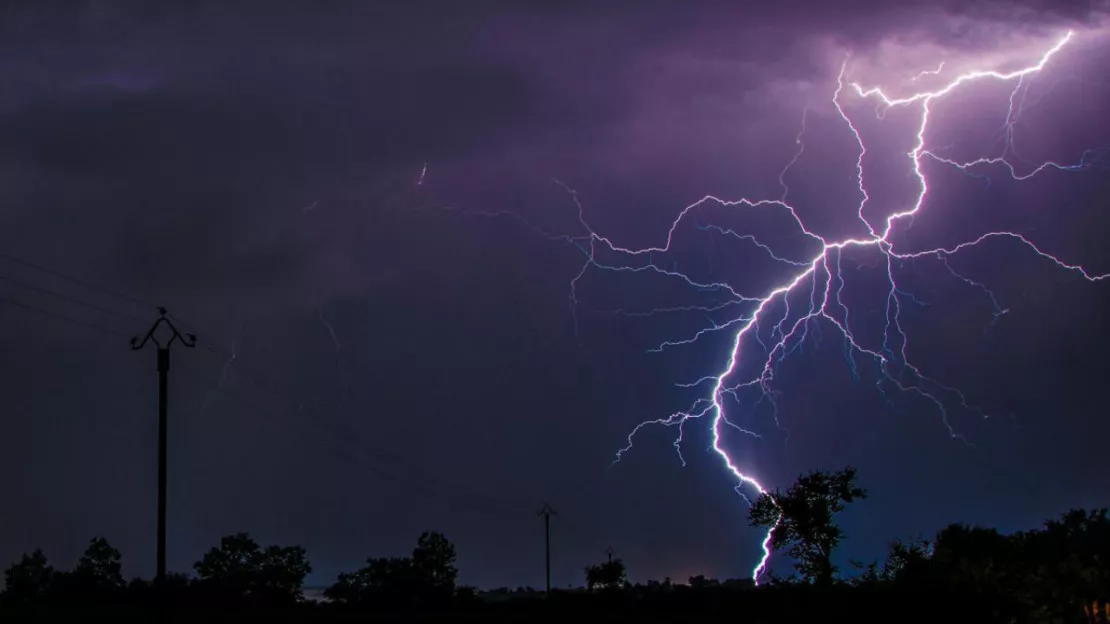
[2,0,1109,590]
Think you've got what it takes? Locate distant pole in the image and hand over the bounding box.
[537,503,557,596]
[131,307,196,584]
[606,546,615,563]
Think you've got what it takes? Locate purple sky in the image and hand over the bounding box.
[1,0,1109,589]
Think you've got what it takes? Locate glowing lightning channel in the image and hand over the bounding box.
[579,29,1110,584]
[417,29,1105,584]
[218,338,238,388]
[318,307,341,352]
[911,60,945,81]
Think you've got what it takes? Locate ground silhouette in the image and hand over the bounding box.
[3,467,1108,623]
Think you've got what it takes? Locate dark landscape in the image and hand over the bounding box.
[4,467,1109,622]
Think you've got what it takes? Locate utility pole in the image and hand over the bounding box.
[131,307,195,584]
[536,503,557,596]
[606,545,615,563]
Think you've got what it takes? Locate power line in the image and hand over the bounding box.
[0,272,147,325]
[0,251,154,310]
[0,294,131,338]
[0,280,536,520]
[0,266,608,575]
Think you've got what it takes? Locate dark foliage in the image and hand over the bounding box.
[324,530,458,608]
[1,470,1107,623]
[2,548,53,605]
[584,558,627,590]
[749,465,867,585]
[193,532,312,605]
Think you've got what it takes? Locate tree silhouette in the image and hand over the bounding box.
[688,574,719,589]
[74,537,125,591]
[43,537,127,601]
[195,533,261,599]
[2,549,54,604]
[1020,508,1110,620]
[412,530,457,599]
[194,533,311,604]
[325,531,458,607]
[749,465,867,585]
[881,536,933,581]
[253,545,312,603]
[584,559,626,591]
[326,557,415,606]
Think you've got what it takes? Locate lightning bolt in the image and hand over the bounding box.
[217,337,238,388]
[415,28,1105,583]
[911,60,945,81]
[317,305,350,414]
[191,329,242,420]
[567,29,1109,584]
[318,306,341,352]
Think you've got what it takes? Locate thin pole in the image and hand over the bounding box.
[131,307,195,584]
[536,503,557,596]
[544,513,551,593]
[157,348,169,582]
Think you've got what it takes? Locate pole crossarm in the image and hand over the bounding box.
[536,503,557,518]
[130,306,196,351]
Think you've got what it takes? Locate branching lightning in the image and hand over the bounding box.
[416,28,1107,584]
[565,30,1108,583]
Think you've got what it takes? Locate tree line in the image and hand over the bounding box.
[1,529,461,609]
[3,467,1108,623]
[745,466,1110,622]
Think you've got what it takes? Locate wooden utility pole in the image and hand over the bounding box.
[131,307,195,584]
[536,503,557,595]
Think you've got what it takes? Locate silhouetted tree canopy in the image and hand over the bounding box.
[1,477,1106,623]
[412,530,458,597]
[2,548,54,605]
[194,533,311,604]
[73,537,125,591]
[325,531,458,607]
[749,465,867,585]
[912,509,1110,621]
[881,536,933,582]
[42,537,127,602]
[585,558,626,591]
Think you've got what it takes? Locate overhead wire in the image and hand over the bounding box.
[0,293,132,338]
[0,266,548,527]
[0,250,612,560]
[0,273,147,325]
[0,251,156,310]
